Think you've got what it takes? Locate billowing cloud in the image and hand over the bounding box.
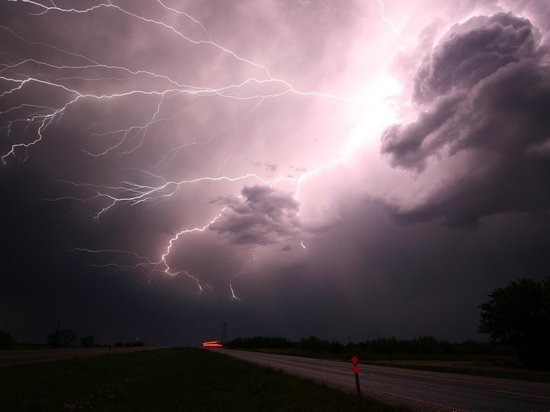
[382,12,550,225]
[210,185,301,246]
[414,13,539,103]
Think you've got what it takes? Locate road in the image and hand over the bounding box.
[219,349,550,411]
[0,347,160,367]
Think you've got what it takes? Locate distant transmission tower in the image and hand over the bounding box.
[220,322,227,343]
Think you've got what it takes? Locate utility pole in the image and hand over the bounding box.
[53,320,61,347]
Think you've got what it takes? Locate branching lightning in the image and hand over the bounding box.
[1,0,400,299]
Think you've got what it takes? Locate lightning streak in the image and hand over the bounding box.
[155,207,229,291]
[376,0,398,35]
[1,0,399,297]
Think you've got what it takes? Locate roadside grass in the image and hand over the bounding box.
[0,347,405,411]
[238,348,550,383]
[364,362,550,384]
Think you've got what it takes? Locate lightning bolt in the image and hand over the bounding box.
[1,0,399,298]
[1,1,349,164]
[375,0,398,35]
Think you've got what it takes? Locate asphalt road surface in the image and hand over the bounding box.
[219,349,550,411]
[0,347,159,367]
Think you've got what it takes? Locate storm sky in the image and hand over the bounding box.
[1,0,549,346]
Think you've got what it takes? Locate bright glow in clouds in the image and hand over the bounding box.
[342,74,401,157]
[1,0,548,301]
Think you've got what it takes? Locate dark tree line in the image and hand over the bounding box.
[1,326,141,348]
[45,327,101,347]
[226,335,495,357]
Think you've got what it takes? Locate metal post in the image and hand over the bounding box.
[351,355,362,409]
[355,371,362,409]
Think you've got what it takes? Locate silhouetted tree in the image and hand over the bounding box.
[479,278,550,369]
[80,335,95,347]
[0,330,14,349]
[47,328,78,347]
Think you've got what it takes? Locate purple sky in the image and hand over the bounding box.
[1,0,550,345]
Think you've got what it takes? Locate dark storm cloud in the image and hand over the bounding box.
[210,185,301,246]
[1,0,362,346]
[382,12,550,225]
[3,0,550,349]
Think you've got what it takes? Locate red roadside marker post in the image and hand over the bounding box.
[351,355,362,409]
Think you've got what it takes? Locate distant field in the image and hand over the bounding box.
[0,347,157,367]
[237,348,550,384]
[0,347,402,411]
[366,360,550,384]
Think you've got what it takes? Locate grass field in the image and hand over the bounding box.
[0,347,403,411]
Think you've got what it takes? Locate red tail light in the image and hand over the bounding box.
[202,340,223,348]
